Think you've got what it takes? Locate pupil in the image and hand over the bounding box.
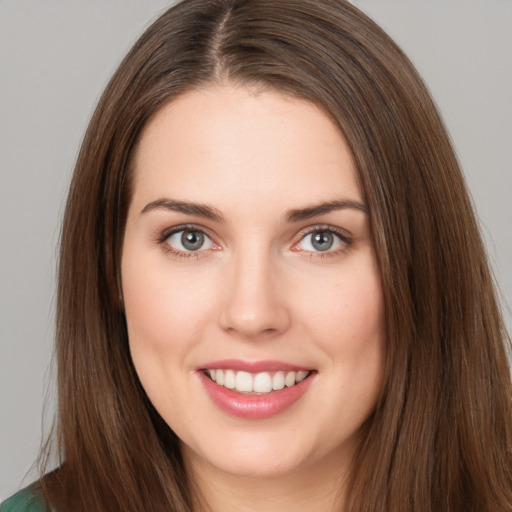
[312,231,333,251]
[182,231,204,251]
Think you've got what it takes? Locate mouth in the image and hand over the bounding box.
[203,368,312,395]
[198,362,316,419]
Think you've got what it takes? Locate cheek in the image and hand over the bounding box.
[299,260,385,350]
[307,266,385,419]
[121,253,215,352]
[298,256,386,407]
[120,254,214,414]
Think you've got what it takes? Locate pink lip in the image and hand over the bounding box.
[198,362,315,420]
[199,359,310,373]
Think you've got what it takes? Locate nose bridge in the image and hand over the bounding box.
[219,240,290,338]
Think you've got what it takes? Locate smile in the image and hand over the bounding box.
[205,369,310,394]
[198,361,316,419]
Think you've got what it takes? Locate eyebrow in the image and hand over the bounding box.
[140,198,225,222]
[284,199,368,222]
[140,197,367,223]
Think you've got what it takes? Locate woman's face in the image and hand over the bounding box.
[121,85,385,479]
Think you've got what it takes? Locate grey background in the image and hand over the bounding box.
[1,0,511,500]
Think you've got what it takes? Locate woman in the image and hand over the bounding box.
[2,0,511,510]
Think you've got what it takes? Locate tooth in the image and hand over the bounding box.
[216,369,225,386]
[272,371,285,390]
[207,369,215,379]
[253,372,272,393]
[296,370,309,383]
[235,371,253,392]
[224,369,236,389]
[285,371,296,387]
[272,372,284,391]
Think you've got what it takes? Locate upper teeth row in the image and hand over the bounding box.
[207,369,309,394]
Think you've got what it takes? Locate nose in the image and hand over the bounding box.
[218,249,291,339]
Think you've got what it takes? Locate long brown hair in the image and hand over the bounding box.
[40,0,512,510]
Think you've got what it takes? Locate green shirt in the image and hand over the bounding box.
[0,487,51,512]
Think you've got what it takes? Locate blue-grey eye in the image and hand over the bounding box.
[167,229,213,252]
[299,230,343,252]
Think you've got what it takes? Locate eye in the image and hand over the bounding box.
[165,229,214,252]
[295,229,347,253]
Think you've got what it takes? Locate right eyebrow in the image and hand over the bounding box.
[140,198,225,222]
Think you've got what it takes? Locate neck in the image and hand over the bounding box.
[184,446,351,512]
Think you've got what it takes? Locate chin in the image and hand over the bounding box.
[182,429,293,471]
[180,426,342,481]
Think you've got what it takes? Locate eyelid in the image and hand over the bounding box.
[156,223,351,259]
[157,224,221,258]
[291,224,352,254]
[157,223,213,243]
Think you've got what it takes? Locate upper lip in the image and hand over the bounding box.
[198,359,313,373]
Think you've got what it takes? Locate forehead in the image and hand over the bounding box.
[131,85,361,212]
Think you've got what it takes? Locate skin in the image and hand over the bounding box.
[121,84,386,512]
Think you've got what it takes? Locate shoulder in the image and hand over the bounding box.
[0,486,51,512]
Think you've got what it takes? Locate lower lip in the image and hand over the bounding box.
[199,371,314,419]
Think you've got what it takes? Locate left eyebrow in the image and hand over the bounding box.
[284,199,368,223]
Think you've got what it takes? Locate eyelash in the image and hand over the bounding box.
[156,224,352,260]
[293,225,352,258]
[157,224,216,260]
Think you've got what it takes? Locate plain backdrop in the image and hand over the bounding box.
[1,0,511,500]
